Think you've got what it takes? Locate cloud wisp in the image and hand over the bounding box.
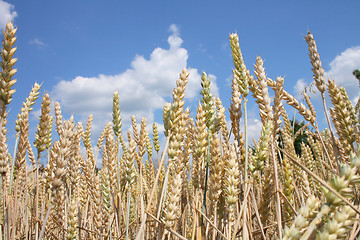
[29,38,47,48]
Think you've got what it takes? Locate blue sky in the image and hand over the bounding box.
[1,0,360,153]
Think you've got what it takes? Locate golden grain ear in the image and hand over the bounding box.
[0,21,17,177]
[305,31,326,94]
[163,68,189,230]
[0,21,17,115]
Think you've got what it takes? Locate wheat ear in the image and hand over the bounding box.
[0,22,17,176]
[252,56,273,123]
[282,195,321,239]
[34,93,53,160]
[328,79,355,159]
[14,106,29,199]
[138,117,147,159]
[0,22,18,181]
[305,31,326,94]
[223,143,240,236]
[163,68,189,230]
[191,103,207,191]
[15,82,41,132]
[0,22,17,117]
[303,89,317,121]
[229,70,242,142]
[106,125,118,193]
[229,33,249,97]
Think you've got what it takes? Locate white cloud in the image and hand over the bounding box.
[240,118,262,143]
[52,24,218,138]
[0,0,16,29]
[168,24,182,49]
[326,46,360,104]
[29,38,47,47]
[30,108,41,121]
[208,73,219,98]
[293,78,307,100]
[169,24,179,36]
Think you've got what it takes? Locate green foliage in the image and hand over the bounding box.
[278,119,312,156]
[353,69,360,87]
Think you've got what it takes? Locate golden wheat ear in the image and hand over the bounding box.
[0,22,17,116]
[0,22,17,178]
[163,68,189,231]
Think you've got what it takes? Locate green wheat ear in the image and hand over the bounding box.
[200,72,216,133]
[34,92,53,156]
[112,91,122,138]
[229,33,249,97]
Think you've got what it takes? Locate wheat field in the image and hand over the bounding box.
[1,21,360,239]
